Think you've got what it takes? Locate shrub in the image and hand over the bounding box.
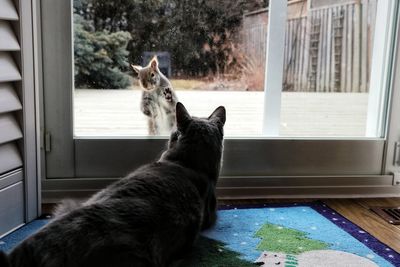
[74,14,132,89]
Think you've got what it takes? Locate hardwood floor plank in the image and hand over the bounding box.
[325,198,400,253]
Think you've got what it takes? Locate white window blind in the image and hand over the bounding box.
[0,0,23,176]
[0,0,18,21]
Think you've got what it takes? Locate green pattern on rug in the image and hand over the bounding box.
[255,222,329,254]
[173,237,255,267]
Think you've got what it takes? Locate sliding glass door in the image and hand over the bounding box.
[40,0,400,200]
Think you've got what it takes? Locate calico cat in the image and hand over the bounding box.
[132,56,178,135]
[0,102,226,267]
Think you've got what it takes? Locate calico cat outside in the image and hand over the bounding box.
[0,102,226,267]
[132,56,178,135]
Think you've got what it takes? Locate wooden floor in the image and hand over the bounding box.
[219,198,400,253]
[326,198,400,254]
[74,89,368,137]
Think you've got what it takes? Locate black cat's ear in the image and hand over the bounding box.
[150,56,158,70]
[209,106,226,126]
[131,64,142,74]
[176,102,191,131]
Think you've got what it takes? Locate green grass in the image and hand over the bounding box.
[170,79,206,90]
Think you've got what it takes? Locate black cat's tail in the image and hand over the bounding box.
[0,250,10,267]
[53,199,82,217]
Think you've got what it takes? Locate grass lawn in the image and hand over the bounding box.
[170,79,206,90]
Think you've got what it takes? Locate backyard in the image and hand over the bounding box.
[72,0,379,137]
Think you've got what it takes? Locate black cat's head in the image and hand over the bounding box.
[162,102,226,180]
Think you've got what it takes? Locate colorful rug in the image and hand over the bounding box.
[1,203,399,266]
[176,202,400,267]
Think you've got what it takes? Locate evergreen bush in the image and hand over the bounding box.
[74,14,132,89]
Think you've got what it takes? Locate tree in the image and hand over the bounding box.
[255,223,329,254]
[74,0,268,78]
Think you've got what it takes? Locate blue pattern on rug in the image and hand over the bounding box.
[0,219,49,252]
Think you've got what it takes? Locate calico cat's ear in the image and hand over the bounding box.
[209,106,226,126]
[150,56,158,70]
[131,64,142,74]
[176,102,191,131]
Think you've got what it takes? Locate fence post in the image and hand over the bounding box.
[353,0,361,92]
[262,0,287,136]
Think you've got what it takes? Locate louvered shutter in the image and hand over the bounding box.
[0,0,25,236]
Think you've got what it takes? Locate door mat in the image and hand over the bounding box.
[1,202,399,266]
[176,202,400,267]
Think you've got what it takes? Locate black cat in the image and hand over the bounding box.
[0,102,226,267]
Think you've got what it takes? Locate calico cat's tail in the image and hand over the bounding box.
[0,250,10,267]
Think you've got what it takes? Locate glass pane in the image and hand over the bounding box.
[73,0,268,137]
[72,0,389,138]
[276,0,387,137]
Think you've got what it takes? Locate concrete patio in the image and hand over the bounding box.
[74,89,369,137]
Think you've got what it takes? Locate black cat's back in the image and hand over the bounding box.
[4,102,226,267]
[8,162,204,267]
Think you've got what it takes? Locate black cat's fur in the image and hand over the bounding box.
[0,102,226,267]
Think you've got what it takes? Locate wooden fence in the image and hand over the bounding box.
[242,0,377,92]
